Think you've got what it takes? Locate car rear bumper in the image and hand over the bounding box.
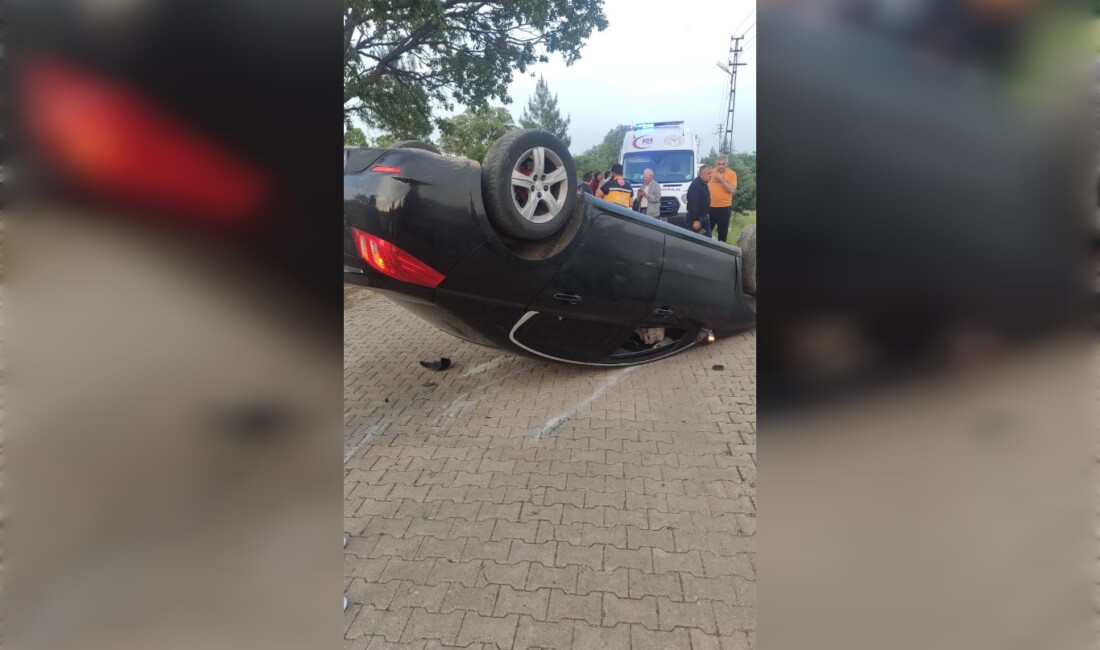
[344,263,501,349]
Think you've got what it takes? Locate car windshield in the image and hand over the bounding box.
[623,151,695,185]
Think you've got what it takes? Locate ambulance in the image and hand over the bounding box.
[619,121,700,217]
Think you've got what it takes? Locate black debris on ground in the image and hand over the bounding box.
[420,357,452,371]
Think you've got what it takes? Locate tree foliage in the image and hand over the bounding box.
[438,106,517,162]
[343,125,437,149]
[344,126,368,147]
[373,134,399,148]
[519,76,571,146]
[701,147,719,167]
[572,124,632,175]
[344,0,608,136]
[728,155,756,214]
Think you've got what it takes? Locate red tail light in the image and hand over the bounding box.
[371,166,402,174]
[350,228,445,289]
[19,57,270,223]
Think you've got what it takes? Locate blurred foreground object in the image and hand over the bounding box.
[9,211,341,650]
[761,340,1093,650]
[5,0,343,648]
[758,2,1093,649]
[759,0,1091,409]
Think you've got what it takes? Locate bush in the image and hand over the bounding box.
[727,153,756,216]
[725,210,756,246]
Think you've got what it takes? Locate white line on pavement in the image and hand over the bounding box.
[441,368,529,420]
[461,355,511,377]
[344,417,391,464]
[533,366,637,441]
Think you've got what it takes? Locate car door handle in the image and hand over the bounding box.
[553,292,582,305]
[653,306,674,316]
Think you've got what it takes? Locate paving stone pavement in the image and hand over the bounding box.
[344,285,755,650]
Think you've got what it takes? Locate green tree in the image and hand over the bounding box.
[344,1,608,136]
[727,152,756,214]
[572,124,631,176]
[373,134,398,148]
[518,76,571,146]
[344,126,368,146]
[438,106,517,162]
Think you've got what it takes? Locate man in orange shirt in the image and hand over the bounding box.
[708,155,738,242]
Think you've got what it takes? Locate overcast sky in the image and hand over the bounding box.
[356,0,757,155]
[505,0,757,154]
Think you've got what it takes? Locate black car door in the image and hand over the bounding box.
[513,208,665,364]
[644,232,744,333]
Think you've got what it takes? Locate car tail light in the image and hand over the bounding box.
[350,227,445,288]
[371,165,402,174]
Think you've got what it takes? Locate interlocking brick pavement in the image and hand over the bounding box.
[344,285,755,649]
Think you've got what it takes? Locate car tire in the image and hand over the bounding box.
[481,129,577,241]
[736,223,757,296]
[392,140,440,154]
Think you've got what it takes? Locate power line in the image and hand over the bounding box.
[733,6,755,33]
[738,24,756,64]
[731,6,755,37]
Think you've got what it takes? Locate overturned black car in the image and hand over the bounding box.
[344,130,756,367]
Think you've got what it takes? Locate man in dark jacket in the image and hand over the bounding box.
[686,165,713,235]
[579,171,595,195]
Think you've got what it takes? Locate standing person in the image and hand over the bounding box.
[596,163,634,209]
[589,171,602,194]
[708,155,738,242]
[579,171,595,195]
[686,164,712,235]
[637,168,663,219]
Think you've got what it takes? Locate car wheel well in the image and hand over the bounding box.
[498,195,586,261]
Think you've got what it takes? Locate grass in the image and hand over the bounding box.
[724,210,756,245]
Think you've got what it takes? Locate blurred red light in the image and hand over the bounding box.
[19,57,270,223]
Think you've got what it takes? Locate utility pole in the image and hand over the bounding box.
[716,34,746,154]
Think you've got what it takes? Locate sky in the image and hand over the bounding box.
[504,0,758,155]
[356,0,757,156]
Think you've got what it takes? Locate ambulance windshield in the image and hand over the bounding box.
[623,150,695,184]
